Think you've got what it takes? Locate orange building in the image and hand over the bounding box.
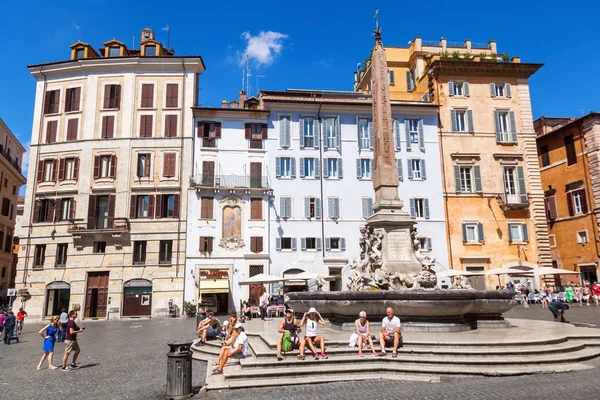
[535,113,600,284]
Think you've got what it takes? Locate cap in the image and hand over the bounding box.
[234,322,243,329]
[308,307,317,314]
[285,309,293,314]
[208,312,214,317]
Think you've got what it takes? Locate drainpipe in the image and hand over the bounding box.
[316,99,325,261]
[177,58,187,313]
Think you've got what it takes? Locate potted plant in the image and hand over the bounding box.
[451,51,461,59]
[440,51,450,59]
[479,52,488,62]
[183,301,197,317]
[489,53,499,62]
[501,53,510,63]
[463,52,472,61]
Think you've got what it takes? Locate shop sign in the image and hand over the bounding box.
[7,288,16,296]
[47,282,71,290]
[18,289,30,296]
[124,279,153,287]
[72,303,81,311]
[199,270,228,279]
[109,307,120,313]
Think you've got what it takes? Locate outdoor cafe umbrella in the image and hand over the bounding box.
[437,269,483,277]
[238,273,288,285]
[533,267,581,276]
[484,268,522,287]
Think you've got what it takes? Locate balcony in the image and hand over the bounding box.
[0,144,23,174]
[67,217,130,250]
[249,139,263,149]
[202,137,216,148]
[190,174,268,190]
[498,193,529,214]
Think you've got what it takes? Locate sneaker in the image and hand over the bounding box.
[392,353,398,358]
[313,353,319,360]
[197,341,205,347]
[380,350,387,356]
[297,355,305,360]
[320,353,328,359]
[277,353,283,361]
[358,352,364,357]
[70,364,80,370]
[61,367,70,372]
[372,351,378,357]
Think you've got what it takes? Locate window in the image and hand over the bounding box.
[418,238,433,252]
[101,115,115,139]
[565,135,577,165]
[164,115,177,137]
[495,84,504,97]
[201,161,215,185]
[406,69,415,91]
[65,87,81,112]
[545,195,558,220]
[55,244,68,268]
[34,244,46,268]
[324,117,339,149]
[280,197,292,219]
[60,198,74,221]
[358,118,371,149]
[12,185,16,195]
[494,110,516,143]
[163,153,177,178]
[34,199,52,223]
[407,119,419,144]
[141,84,154,108]
[503,166,527,204]
[93,241,106,253]
[139,115,153,137]
[508,223,529,243]
[388,69,395,85]
[453,110,466,132]
[451,82,463,96]
[278,237,295,251]
[137,153,151,178]
[200,197,214,219]
[304,197,320,219]
[302,117,315,148]
[133,241,147,265]
[279,115,291,148]
[302,237,320,251]
[46,120,57,143]
[250,198,262,220]
[302,157,316,178]
[249,265,263,277]
[250,236,263,253]
[455,165,482,193]
[577,231,589,244]
[277,157,292,178]
[328,197,340,219]
[158,194,177,218]
[199,122,221,140]
[358,159,372,179]
[460,166,472,192]
[462,222,484,243]
[159,240,173,264]
[66,118,78,141]
[1,267,5,278]
[409,159,425,180]
[44,90,60,114]
[3,234,10,253]
[490,83,511,98]
[144,45,156,56]
[548,235,556,248]
[497,112,508,138]
[568,189,588,216]
[248,123,264,149]
[59,157,77,181]
[327,237,345,251]
[540,145,550,167]
[1,198,9,217]
[75,48,85,59]
[166,84,179,108]
[410,198,429,219]
[361,198,373,219]
[325,158,341,178]
[98,155,114,178]
[136,195,150,218]
[42,160,56,182]
[199,236,213,253]
[109,46,120,57]
[103,84,121,109]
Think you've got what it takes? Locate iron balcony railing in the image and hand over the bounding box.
[0,144,22,173]
[67,217,130,232]
[191,174,268,189]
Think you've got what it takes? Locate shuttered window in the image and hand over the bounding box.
[66,118,78,141]
[544,195,558,220]
[361,198,373,219]
[199,237,214,253]
[140,115,153,137]
[166,84,179,108]
[540,145,550,167]
[137,154,151,178]
[164,115,178,137]
[103,84,121,109]
[565,135,577,165]
[46,121,58,143]
[141,84,154,108]
[44,90,60,114]
[250,236,264,253]
[279,115,291,148]
[250,198,262,220]
[101,115,115,139]
[328,197,340,219]
[65,87,81,112]
[163,153,177,177]
[200,197,214,219]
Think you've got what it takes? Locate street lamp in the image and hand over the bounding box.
[268,188,275,203]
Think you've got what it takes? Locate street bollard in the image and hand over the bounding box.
[166,340,193,400]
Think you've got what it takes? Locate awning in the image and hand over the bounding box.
[47,282,71,290]
[199,278,229,293]
[200,288,229,294]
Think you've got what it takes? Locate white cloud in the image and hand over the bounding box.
[241,31,288,66]
[72,22,80,30]
[21,141,30,179]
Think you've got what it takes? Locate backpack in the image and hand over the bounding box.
[282,332,293,353]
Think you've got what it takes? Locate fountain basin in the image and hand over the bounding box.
[285,290,518,332]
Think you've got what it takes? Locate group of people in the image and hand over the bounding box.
[1,307,27,344]
[36,309,85,371]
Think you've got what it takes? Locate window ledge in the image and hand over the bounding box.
[463,242,483,246]
[137,108,157,112]
[159,177,179,182]
[65,110,82,115]
[509,241,528,245]
[496,141,518,145]
[199,218,216,222]
[101,108,120,112]
[249,219,265,222]
[44,113,61,117]
[359,178,373,181]
[248,149,266,153]
[39,182,56,187]
[301,177,318,180]
[95,178,115,184]
[279,249,294,252]
[277,176,294,180]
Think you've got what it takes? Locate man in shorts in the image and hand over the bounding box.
[61,310,85,371]
[16,307,27,335]
[211,323,248,375]
[591,282,600,306]
[380,307,402,357]
[548,301,569,323]
[196,312,221,345]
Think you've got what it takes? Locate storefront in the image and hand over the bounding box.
[122,279,153,317]
[197,269,230,314]
[45,281,71,317]
[283,268,308,294]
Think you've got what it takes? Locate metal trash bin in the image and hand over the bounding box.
[166,340,193,400]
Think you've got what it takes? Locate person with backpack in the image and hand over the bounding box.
[276,309,302,361]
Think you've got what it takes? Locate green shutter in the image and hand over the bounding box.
[450,110,457,132]
[522,224,529,242]
[517,166,527,204]
[473,165,482,192]
[454,165,461,193]
[490,83,496,97]
[299,117,305,148]
[405,119,411,151]
[509,111,518,142]
[448,81,455,96]
[393,118,401,150]
[505,83,512,98]
[467,110,474,133]
[477,223,484,242]
[463,82,470,97]
[418,119,425,152]
[461,223,467,241]
[276,157,281,178]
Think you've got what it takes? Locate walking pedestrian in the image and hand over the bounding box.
[519,285,529,309]
[575,285,583,307]
[16,307,27,335]
[582,285,591,306]
[0,311,5,336]
[37,316,59,370]
[540,286,548,309]
[3,311,16,344]
[565,284,575,306]
[592,282,600,305]
[259,289,269,321]
[61,310,85,371]
[548,301,570,323]
[58,308,68,342]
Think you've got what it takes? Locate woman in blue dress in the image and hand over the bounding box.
[37,316,59,370]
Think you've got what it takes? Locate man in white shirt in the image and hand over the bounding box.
[212,323,248,375]
[259,290,269,321]
[379,307,402,357]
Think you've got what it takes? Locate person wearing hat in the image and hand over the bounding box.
[196,312,221,346]
[212,322,248,375]
[276,309,303,361]
[298,307,328,360]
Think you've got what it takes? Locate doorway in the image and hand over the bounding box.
[85,272,109,318]
[45,282,71,316]
[580,265,597,285]
[96,196,109,229]
[122,279,153,317]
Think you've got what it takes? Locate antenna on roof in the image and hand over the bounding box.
[162,25,171,49]
[132,31,135,49]
[256,75,265,94]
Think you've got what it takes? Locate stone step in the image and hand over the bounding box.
[238,347,600,370]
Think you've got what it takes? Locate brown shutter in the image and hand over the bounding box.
[215,122,222,138]
[70,199,76,219]
[141,84,153,108]
[130,195,137,218]
[103,85,111,109]
[155,195,163,218]
[74,157,80,180]
[93,156,100,179]
[581,190,588,213]
[163,154,170,177]
[169,153,176,177]
[197,121,204,137]
[173,194,180,218]
[33,200,40,223]
[140,116,147,137]
[257,237,263,252]
[36,161,44,182]
[203,161,215,176]
[148,195,155,218]
[250,162,262,177]
[52,91,60,114]
[51,160,58,181]
[108,195,115,220]
[245,124,251,139]
[109,155,117,178]
[261,124,268,139]
[67,118,78,141]
[44,91,51,114]
[107,116,115,138]
[54,200,61,222]
[87,195,96,229]
[46,200,55,222]
[166,84,178,108]
[74,87,81,112]
[58,158,65,181]
[165,115,177,137]
[250,237,256,253]
[208,237,213,253]
[114,85,121,109]
[567,192,574,216]
[46,121,57,143]
[65,88,72,112]
[199,237,205,252]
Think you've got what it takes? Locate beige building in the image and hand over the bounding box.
[16,28,205,320]
[0,119,26,305]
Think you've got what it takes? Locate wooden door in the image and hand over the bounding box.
[85,272,109,318]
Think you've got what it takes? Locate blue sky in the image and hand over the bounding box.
[1,0,599,182]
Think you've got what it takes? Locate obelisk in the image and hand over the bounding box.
[367,27,422,275]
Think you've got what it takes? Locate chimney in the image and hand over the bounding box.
[440,37,447,52]
[141,27,155,44]
[231,100,239,109]
[239,91,247,109]
[488,40,497,54]
[221,100,229,109]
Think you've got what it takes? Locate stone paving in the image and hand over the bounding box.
[1,304,600,400]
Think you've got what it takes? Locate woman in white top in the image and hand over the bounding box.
[298,307,327,360]
[354,311,377,357]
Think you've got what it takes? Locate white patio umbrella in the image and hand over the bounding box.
[484,268,524,286]
[437,269,483,277]
[533,267,581,276]
[238,273,288,285]
[290,271,334,281]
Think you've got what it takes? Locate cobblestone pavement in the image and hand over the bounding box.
[504,301,600,327]
[2,306,600,400]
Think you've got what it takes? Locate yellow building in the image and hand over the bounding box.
[355,38,551,288]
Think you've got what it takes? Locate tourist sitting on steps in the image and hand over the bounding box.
[353,311,378,357]
[380,307,402,357]
[211,321,240,368]
[297,307,328,360]
[548,301,570,323]
[276,309,303,361]
[196,312,221,346]
[212,323,248,375]
[219,314,238,340]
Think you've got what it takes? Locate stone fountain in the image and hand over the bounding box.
[285,28,517,332]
